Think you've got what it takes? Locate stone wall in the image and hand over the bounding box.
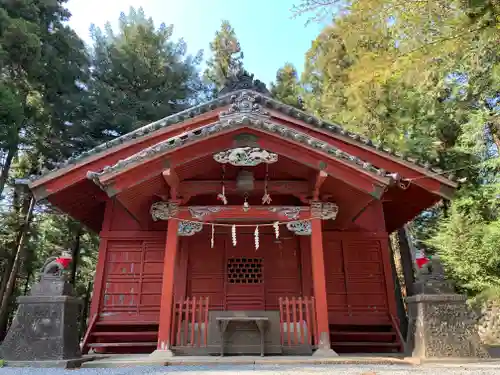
[473,301,500,345]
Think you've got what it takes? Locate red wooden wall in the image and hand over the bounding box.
[322,233,392,325]
[99,236,164,323]
[91,199,396,327]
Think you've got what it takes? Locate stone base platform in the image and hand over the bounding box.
[3,357,94,368]
[81,354,412,368]
[406,293,489,359]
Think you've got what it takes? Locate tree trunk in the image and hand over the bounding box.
[442,199,450,218]
[0,184,22,304]
[397,226,415,297]
[0,257,14,306]
[0,196,35,339]
[23,271,32,296]
[488,122,500,154]
[0,142,18,199]
[70,227,82,286]
[79,281,92,341]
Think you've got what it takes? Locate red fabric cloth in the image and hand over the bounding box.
[56,257,72,268]
[415,257,429,269]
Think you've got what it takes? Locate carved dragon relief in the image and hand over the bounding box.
[286,221,312,235]
[311,201,339,220]
[177,221,203,236]
[213,147,278,166]
[150,201,179,221]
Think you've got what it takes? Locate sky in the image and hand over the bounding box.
[66,0,326,86]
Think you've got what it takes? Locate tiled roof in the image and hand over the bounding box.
[86,115,396,187]
[29,86,456,185]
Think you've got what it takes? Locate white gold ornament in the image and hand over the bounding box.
[231,225,237,247]
[254,225,260,250]
[217,165,228,205]
[262,163,272,204]
[262,193,272,205]
[242,194,250,212]
[211,224,215,248]
[217,185,228,205]
[273,221,280,239]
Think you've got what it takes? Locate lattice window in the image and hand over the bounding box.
[227,257,263,284]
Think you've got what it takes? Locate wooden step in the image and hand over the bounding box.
[331,331,396,337]
[96,321,158,326]
[91,331,157,338]
[331,341,400,347]
[88,342,157,348]
[331,331,396,343]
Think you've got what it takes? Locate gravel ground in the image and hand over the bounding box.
[3,364,500,375]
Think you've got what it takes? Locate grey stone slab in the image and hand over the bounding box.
[0,274,83,363]
[3,357,91,368]
[407,292,489,359]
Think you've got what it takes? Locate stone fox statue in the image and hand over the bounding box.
[40,250,73,278]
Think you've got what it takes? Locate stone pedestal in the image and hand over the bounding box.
[0,276,83,365]
[406,293,489,359]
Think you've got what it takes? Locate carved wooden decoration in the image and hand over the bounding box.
[150,201,179,221]
[178,221,203,236]
[286,220,312,236]
[213,147,278,166]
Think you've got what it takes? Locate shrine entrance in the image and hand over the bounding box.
[185,228,302,312]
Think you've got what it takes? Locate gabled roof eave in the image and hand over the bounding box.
[28,89,458,192]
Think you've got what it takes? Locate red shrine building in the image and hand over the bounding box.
[28,72,457,357]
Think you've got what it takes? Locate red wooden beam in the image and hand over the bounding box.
[312,171,328,200]
[156,218,179,353]
[310,218,336,355]
[179,180,310,202]
[162,168,180,199]
[174,205,312,222]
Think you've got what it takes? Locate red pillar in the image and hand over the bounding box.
[153,218,179,356]
[310,218,338,356]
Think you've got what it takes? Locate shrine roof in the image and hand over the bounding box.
[28,70,457,189]
[86,116,395,188]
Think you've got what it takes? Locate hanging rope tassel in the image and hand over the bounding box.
[211,224,215,248]
[254,225,260,250]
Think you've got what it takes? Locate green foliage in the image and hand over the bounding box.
[426,183,500,294]
[0,0,91,173]
[297,0,499,296]
[31,212,98,297]
[204,20,244,94]
[470,285,500,309]
[299,0,499,160]
[270,63,304,109]
[83,7,205,147]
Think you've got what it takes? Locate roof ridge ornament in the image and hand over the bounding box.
[219,69,271,96]
[219,90,270,120]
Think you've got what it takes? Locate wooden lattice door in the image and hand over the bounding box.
[225,234,265,310]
